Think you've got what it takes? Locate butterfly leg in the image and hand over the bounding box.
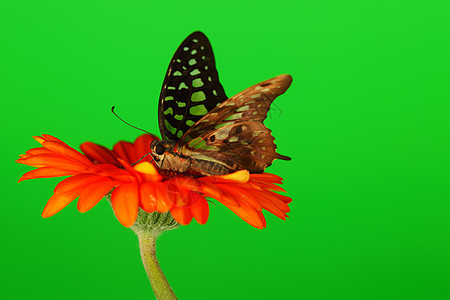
[131,152,154,166]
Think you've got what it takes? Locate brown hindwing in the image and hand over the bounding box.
[190,122,290,173]
[177,74,292,173]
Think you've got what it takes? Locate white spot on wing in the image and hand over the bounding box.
[216,127,232,140]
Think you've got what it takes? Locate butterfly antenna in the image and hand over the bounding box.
[111,106,153,135]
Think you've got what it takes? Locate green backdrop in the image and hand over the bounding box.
[2,1,449,299]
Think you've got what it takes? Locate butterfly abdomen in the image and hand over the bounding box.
[189,159,232,176]
[158,146,232,176]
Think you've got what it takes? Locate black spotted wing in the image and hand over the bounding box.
[158,31,228,141]
[176,74,292,173]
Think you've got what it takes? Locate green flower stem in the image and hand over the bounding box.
[137,231,177,300]
[106,194,179,299]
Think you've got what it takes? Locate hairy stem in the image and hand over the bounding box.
[137,232,177,300]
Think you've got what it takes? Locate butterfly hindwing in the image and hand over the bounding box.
[158,31,228,141]
[176,74,292,173]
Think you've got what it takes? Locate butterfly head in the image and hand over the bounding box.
[149,139,179,163]
[149,139,194,175]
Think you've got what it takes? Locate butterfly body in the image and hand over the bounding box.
[153,32,291,177]
[151,140,235,176]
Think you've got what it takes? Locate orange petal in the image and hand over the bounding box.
[17,154,88,171]
[16,158,42,167]
[220,201,266,229]
[42,141,93,167]
[267,191,292,204]
[250,173,283,184]
[190,195,209,225]
[200,181,223,199]
[133,134,158,163]
[54,174,106,194]
[77,179,118,213]
[214,184,241,207]
[32,136,46,145]
[255,190,290,213]
[231,181,263,191]
[26,147,54,156]
[80,142,120,166]
[140,182,157,212]
[222,186,261,210]
[170,206,193,225]
[18,167,80,182]
[42,186,85,218]
[208,170,250,183]
[117,158,142,183]
[87,164,137,183]
[169,176,200,192]
[111,182,139,227]
[133,162,162,182]
[166,183,184,207]
[154,182,173,213]
[250,179,286,192]
[42,134,70,146]
[255,192,287,220]
[113,141,136,165]
[166,177,200,207]
[133,161,159,176]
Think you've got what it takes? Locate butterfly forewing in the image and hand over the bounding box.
[158,31,228,141]
[176,74,292,173]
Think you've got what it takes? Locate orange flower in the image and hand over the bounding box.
[17,134,291,228]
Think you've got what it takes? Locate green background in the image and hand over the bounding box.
[1,1,449,299]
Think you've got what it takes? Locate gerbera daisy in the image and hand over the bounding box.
[17,134,291,228]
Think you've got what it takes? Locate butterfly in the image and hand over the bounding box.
[150,31,292,176]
